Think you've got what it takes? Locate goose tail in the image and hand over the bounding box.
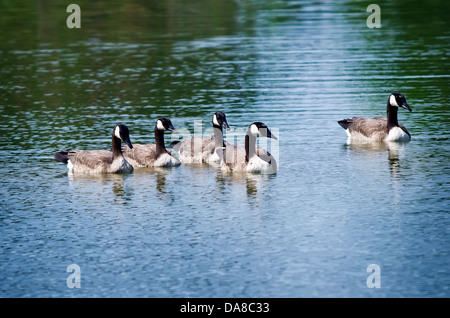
[54,151,69,164]
[337,119,351,130]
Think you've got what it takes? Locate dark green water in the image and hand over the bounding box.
[0,0,449,297]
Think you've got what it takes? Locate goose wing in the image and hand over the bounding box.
[221,144,246,169]
[174,136,215,162]
[339,117,388,138]
[67,149,112,170]
[122,143,157,166]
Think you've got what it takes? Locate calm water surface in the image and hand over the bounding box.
[0,1,449,297]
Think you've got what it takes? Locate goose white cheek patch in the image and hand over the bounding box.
[213,114,220,126]
[389,95,399,107]
[115,126,121,139]
[157,120,165,130]
[250,124,260,137]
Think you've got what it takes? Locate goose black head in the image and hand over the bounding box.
[114,123,133,148]
[249,122,278,140]
[156,117,176,131]
[389,92,412,112]
[212,111,230,130]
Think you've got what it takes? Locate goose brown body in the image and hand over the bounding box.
[54,123,134,174]
[338,92,412,142]
[172,112,230,164]
[122,117,180,167]
[220,122,278,174]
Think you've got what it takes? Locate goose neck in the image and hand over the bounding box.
[155,128,166,155]
[213,126,224,148]
[245,129,257,163]
[386,102,399,129]
[111,134,122,158]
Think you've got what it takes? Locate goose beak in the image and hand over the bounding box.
[267,130,278,140]
[401,102,412,112]
[167,124,176,131]
[223,120,230,131]
[124,138,133,149]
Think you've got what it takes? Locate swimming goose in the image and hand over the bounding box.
[220,122,278,174]
[171,111,230,164]
[54,123,134,174]
[338,92,412,142]
[122,117,180,167]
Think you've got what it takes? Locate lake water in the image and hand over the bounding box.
[0,0,449,298]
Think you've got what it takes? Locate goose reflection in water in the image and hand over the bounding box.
[66,166,179,205]
[215,168,272,207]
[68,173,132,204]
[345,140,408,209]
[346,141,405,178]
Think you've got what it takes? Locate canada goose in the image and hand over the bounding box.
[171,111,230,164]
[338,92,412,142]
[220,122,278,174]
[54,123,134,174]
[122,117,180,167]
